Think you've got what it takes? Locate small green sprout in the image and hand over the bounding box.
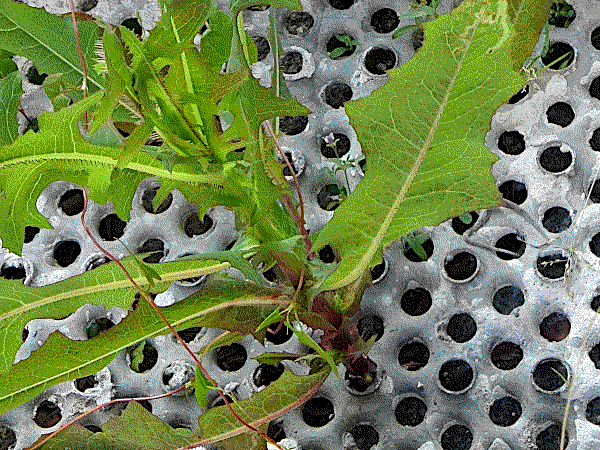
[392,0,442,39]
[328,33,360,59]
[401,230,430,261]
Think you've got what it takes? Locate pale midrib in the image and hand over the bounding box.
[0,297,287,407]
[0,153,224,185]
[329,20,479,291]
[0,262,231,321]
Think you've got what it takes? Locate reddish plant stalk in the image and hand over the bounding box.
[264,120,314,260]
[79,189,284,450]
[27,385,187,450]
[68,0,88,130]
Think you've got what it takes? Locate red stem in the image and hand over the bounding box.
[79,189,284,449]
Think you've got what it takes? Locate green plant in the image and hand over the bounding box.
[548,0,576,29]
[391,0,442,39]
[327,33,359,59]
[0,0,552,448]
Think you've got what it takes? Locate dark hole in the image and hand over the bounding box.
[588,179,600,203]
[265,320,293,345]
[542,206,571,233]
[302,397,334,427]
[78,0,98,12]
[33,400,62,428]
[75,374,97,392]
[24,226,40,243]
[371,8,399,34]
[138,238,165,264]
[279,151,297,177]
[85,255,110,272]
[412,27,425,52]
[141,187,173,214]
[370,258,387,282]
[589,128,600,152]
[58,189,84,216]
[129,341,158,373]
[0,424,16,450]
[533,358,568,392]
[491,342,523,370]
[21,327,28,342]
[323,82,353,109]
[402,233,434,262]
[508,84,529,104]
[401,287,432,316]
[98,213,126,241]
[358,156,367,173]
[489,396,522,427]
[320,132,351,158]
[499,180,527,205]
[590,76,600,101]
[493,285,525,315]
[247,4,270,10]
[586,397,600,425]
[592,295,600,313]
[398,341,429,371]
[87,317,115,339]
[317,184,346,211]
[136,399,152,413]
[536,251,568,279]
[26,66,48,85]
[395,396,427,426]
[279,115,308,135]
[536,423,567,450]
[348,424,379,450]
[0,260,26,280]
[440,424,472,450]
[262,267,277,283]
[215,343,247,371]
[345,355,378,392]
[23,117,39,134]
[184,213,213,237]
[540,312,570,342]
[451,211,479,235]
[495,233,526,260]
[546,102,575,127]
[225,239,237,250]
[53,240,81,267]
[280,51,303,74]
[446,313,477,343]
[326,34,358,59]
[444,251,477,281]
[592,26,600,50]
[251,35,270,61]
[267,420,286,441]
[328,0,354,10]
[253,363,285,388]
[588,342,600,369]
[540,42,574,70]
[318,244,337,263]
[357,314,384,343]
[438,359,474,392]
[548,0,575,28]
[539,146,572,172]
[283,11,314,36]
[212,394,233,408]
[121,17,142,36]
[497,131,525,155]
[177,326,203,343]
[83,424,102,433]
[364,48,396,75]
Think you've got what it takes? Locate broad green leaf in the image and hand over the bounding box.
[0,92,247,255]
[41,73,71,113]
[284,319,340,378]
[177,249,262,284]
[0,71,22,146]
[312,0,547,300]
[0,49,15,77]
[0,274,292,414]
[268,9,292,102]
[117,117,155,169]
[201,10,234,71]
[117,238,162,287]
[0,0,135,121]
[196,366,331,449]
[37,400,199,450]
[392,24,419,39]
[507,0,552,71]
